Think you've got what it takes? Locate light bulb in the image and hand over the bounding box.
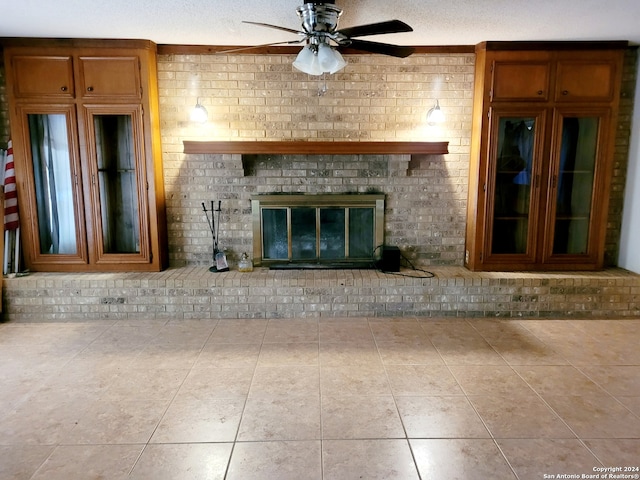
[427,100,445,125]
[191,103,208,123]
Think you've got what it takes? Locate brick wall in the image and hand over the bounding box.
[606,49,638,265]
[158,52,475,267]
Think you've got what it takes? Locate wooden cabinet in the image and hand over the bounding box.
[466,42,626,271]
[3,39,167,272]
[78,56,142,99]
[490,52,552,102]
[554,55,618,102]
[10,55,75,98]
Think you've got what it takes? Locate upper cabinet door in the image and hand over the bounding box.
[10,55,75,99]
[491,57,551,102]
[555,58,619,102]
[78,56,142,99]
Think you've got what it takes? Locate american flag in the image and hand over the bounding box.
[4,139,19,231]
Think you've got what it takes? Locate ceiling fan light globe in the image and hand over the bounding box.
[317,43,346,73]
[293,46,323,75]
[329,48,347,73]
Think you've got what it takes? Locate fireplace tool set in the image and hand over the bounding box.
[202,201,229,272]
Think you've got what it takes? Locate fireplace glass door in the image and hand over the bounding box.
[252,194,384,267]
[262,206,374,263]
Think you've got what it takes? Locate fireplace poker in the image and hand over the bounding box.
[202,200,228,272]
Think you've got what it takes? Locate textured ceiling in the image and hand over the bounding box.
[1,0,639,47]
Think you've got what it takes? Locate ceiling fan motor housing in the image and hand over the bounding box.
[297,2,343,34]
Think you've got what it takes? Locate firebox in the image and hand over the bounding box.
[251,193,385,268]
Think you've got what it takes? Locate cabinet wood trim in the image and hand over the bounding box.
[477,41,629,51]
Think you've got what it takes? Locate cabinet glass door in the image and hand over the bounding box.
[546,110,606,262]
[18,106,88,266]
[84,106,150,264]
[486,110,544,263]
[94,114,140,254]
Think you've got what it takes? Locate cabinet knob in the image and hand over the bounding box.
[61,86,68,92]
[537,90,543,95]
[87,86,94,92]
[562,90,569,95]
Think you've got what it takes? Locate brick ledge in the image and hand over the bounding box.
[3,266,639,321]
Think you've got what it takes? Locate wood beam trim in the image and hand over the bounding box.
[183,140,449,155]
[158,44,474,55]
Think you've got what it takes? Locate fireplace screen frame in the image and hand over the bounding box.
[251,194,385,268]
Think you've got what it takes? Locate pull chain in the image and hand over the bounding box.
[317,73,328,96]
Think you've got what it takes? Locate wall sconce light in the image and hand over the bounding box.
[427,100,445,125]
[190,99,208,123]
[293,40,347,76]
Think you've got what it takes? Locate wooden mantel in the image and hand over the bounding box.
[183,140,449,155]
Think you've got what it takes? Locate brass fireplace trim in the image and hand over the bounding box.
[251,193,385,267]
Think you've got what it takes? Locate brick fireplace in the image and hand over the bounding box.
[177,140,454,269]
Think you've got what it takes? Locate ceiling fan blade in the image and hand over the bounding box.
[343,39,415,58]
[337,20,413,38]
[243,21,304,36]
[215,39,305,54]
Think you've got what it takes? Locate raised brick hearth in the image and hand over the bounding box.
[3,266,638,322]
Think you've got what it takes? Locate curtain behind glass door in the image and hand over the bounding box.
[94,114,140,254]
[28,114,78,255]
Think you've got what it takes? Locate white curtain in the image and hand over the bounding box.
[30,114,77,254]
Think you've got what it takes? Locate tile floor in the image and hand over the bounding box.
[0,316,639,479]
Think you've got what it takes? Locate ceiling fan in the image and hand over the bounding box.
[240,0,415,75]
